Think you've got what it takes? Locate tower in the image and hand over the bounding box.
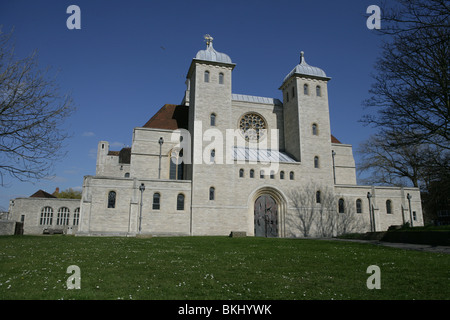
[280,52,334,183]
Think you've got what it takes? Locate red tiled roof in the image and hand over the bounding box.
[143,104,189,130]
[331,135,342,144]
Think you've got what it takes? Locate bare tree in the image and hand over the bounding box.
[362,0,449,151]
[0,29,74,185]
[288,184,317,237]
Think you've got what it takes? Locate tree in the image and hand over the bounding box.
[0,29,74,185]
[362,0,449,151]
[55,187,82,199]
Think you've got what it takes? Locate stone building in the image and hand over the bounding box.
[77,36,424,237]
[8,189,80,235]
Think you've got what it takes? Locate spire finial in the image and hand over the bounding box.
[300,51,305,64]
[204,34,214,48]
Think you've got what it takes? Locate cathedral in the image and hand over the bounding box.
[9,36,423,237]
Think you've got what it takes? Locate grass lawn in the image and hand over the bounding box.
[0,235,449,300]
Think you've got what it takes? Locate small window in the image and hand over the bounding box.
[290,171,294,180]
[286,91,289,102]
[386,200,392,214]
[312,123,318,136]
[124,172,130,178]
[209,187,215,201]
[210,113,216,126]
[260,170,265,179]
[204,70,210,82]
[304,84,309,95]
[177,194,185,211]
[292,86,295,98]
[413,211,417,221]
[250,169,254,178]
[316,191,321,204]
[73,208,80,225]
[270,170,275,179]
[356,199,362,213]
[219,72,224,84]
[210,149,215,163]
[338,198,345,213]
[314,156,320,168]
[153,193,160,210]
[280,171,285,180]
[239,169,244,178]
[108,191,116,208]
[316,85,321,97]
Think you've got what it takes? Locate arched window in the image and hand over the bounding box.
[219,72,224,84]
[209,187,215,201]
[57,207,70,225]
[108,191,116,208]
[210,113,216,126]
[250,169,255,178]
[152,193,160,210]
[40,206,53,225]
[314,156,320,168]
[239,168,244,178]
[270,170,275,179]
[316,191,321,204]
[356,199,363,213]
[290,171,294,180]
[304,84,309,95]
[210,149,215,164]
[280,171,285,179]
[260,170,265,179]
[338,198,345,213]
[170,149,183,180]
[73,208,80,225]
[124,172,130,178]
[177,194,185,211]
[386,200,392,214]
[204,70,210,82]
[312,123,318,136]
[316,85,321,97]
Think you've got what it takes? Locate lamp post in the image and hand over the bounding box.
[158,137,164,179]
[331,150,336,184]
[367,192,375,232]
[139,183,145,234]
[407,193,413,227]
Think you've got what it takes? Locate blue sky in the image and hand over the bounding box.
[0,0,385,209]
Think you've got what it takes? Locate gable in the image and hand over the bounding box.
[142,104,189,130]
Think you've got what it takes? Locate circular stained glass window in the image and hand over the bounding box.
[239,113,267,141]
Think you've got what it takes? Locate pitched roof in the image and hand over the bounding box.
[331,135,342,144]
[30,189,57,198]
[143,104,189,130]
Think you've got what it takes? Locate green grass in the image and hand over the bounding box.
[0,235,449,300]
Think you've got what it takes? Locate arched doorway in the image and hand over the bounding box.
[254,194,278,237]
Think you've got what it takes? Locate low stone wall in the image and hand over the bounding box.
[381,230,450,246]
[0,220,16,235]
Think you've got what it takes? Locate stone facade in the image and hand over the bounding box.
[8,37,423,237]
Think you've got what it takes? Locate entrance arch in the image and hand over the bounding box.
[249,187,287,238]
[254,194,278,237]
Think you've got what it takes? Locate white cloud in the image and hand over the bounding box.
[82,131,95,137]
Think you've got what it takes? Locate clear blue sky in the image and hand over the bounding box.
[0,0,385,209]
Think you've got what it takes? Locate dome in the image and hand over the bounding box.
[195,34,232,64]
[283,51,328,83]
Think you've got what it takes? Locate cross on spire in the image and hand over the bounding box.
[204,34,214,48]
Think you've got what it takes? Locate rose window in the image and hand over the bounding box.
[239,113,267,141]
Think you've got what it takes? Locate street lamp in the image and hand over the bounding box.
[158,137,164,179]
[331,150,336,184]
[407,193,413,227]
[139,183,145,234]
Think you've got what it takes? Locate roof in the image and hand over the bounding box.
[232,94,282,106]
[195,39,232,64]
[30,189,57,198]
[142,104,189,130]
[232,146,297,163]
[331,135,342,144]
[283,51,329,84]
